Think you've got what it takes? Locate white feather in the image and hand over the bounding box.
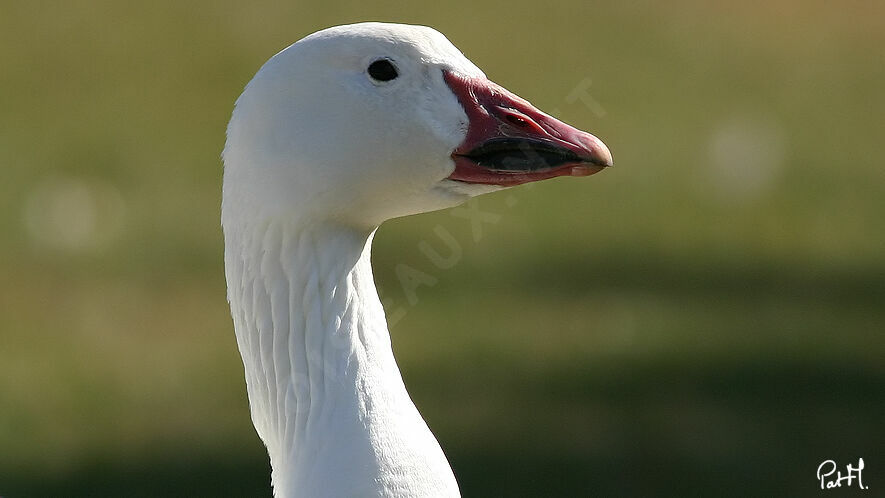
[222,22,492,497]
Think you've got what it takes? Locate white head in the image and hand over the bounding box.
[221,24,613,496]
[222,22,611,230]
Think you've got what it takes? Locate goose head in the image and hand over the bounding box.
[222,22,612,230]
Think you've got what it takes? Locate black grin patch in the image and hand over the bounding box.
[458,138,589,172]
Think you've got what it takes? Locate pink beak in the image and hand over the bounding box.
[444,71,613,186]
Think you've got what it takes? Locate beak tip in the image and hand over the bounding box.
[587,138,614,168]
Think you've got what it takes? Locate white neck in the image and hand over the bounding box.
[223,218,460,498]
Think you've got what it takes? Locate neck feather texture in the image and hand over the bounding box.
[224,219,459,497]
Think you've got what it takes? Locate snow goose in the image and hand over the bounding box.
[222,22,612,497]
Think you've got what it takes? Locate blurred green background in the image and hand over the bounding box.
[1,0,883,496]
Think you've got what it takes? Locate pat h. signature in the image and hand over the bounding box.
[818,458,868,490]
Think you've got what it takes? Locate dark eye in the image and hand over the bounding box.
[367,59,398,82]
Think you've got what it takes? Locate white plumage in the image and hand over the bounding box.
[222,22,610,497]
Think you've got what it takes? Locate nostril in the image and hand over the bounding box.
[494,106,549,136]
[506,114,529,128]
[502,111,532,129]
